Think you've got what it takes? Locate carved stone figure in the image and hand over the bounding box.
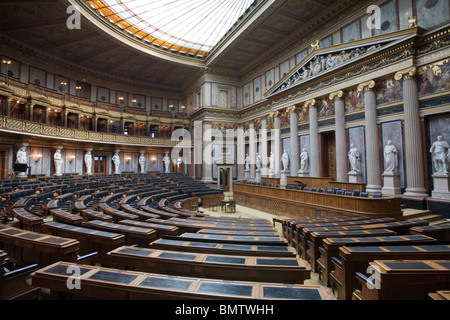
[430,135,450,173]
[383,140,398,173]
[348,144,361,172]
[269,152,275,171]
[112,152,120,174]
[281,150,289,172]
[54,149,62,176]
[300,148,309,173]
[85,151,92,175]
[256,153,262,171]
[163,153,171,173]
[245,153,250,171]
[16,147,27,164]
[139,153,146,173]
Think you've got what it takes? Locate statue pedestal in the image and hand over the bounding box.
[348,171,363,183]
[382,172,401,196]
[431,173,450,200]
[17,172,27,178]
[268,170,275,178]
[280,171,288,187]
[255,170,261,183]
[298,170,309,178]
[244,170,251,180]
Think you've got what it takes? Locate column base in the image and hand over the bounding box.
[366,185,382,194]
[17,172,27,178]
[201,177,214,184]
[298,171,309,177]
[431,173,450,200]
[348,171,363,183]
[382,172,402,196]
[244,170,251,180]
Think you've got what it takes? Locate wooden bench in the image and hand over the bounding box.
[120,204,160,221]
[107,245,311,284]
[50,209,83,225]
[42,221,125,265]
[0,224,79,268]
[98,203,139,222]
[353,260,450,300]
[140,205,179,219]
[31,261,335,300]
[316,234,437,287]
[80,209,113,222]
[149,238,297,257]
[84,220,157,247]
[118,219,180,237]
[411,223,450,241]
[12,208,44,232]
[331,243,450,300]
[163,233,288,246]
[197,229,279,236]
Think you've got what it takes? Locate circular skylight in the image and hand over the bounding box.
[88,0,255,57]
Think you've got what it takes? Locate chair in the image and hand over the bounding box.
[304,187,309,191]
[275,184,280,188]
[227,200,236,213]
[353,190,361,197]
[296,186,302,190]
[373,192,382,198]
[191,204,199,212]
[326,189,333,194]
[311,187,317,192]
[318,188,324,193]
[345,191,353,196]
[336,190,344,195]
[209,202,217,211]
[361,192,369,197]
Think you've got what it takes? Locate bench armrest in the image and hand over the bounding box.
[77,252,99,264]
[355,272,369,284]
[3,263,39,281]
[331,256,342,268]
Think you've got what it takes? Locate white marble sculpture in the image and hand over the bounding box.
[84,151,92,175]
[16,147,27,164]
[281,150,289,172]
[139,153,146,173]
[112,152,120,174]
[348,144,361,172]
[163,153,171,173]
[430,135,449,174]
[300,148,309,173]
[256,153,262,171]
[245,153,250,171]
[54,149,62,176]
[383,140,398,173]
[269,152,275,172]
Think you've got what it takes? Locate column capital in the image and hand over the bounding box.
[394,67,417,81]
[268,110,280,120]
[357,80,376,92]
[304,99,316,109]
[285,105,297,114]
[329,90,344,101]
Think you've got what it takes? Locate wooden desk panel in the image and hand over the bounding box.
[31,261,335,300]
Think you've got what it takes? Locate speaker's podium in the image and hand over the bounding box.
[14,163,29,177]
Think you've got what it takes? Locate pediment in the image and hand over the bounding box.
[266,29,420,97]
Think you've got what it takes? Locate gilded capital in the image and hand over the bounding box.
[357,80,376,92]
[304,99,316,109]
[285,105,297,114]
[394,67,417,81]
[329,90,344,101]
[268,110,280,119]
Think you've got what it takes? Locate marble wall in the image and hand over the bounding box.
[348,126,366,182]
[381,120,406,188]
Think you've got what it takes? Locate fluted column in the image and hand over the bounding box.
[271,111,282,178]
[237,124,245,180]
[260,118,268,177]
[287,105,299,176]
[358,80,382,193]
[307,99,319,177]
[395,67,428,198]
[249,121,256,180]
[330,90,347,182]
[202,122,213,183]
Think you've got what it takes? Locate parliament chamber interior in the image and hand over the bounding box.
[1,0,450,304]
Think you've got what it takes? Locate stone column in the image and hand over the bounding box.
[395,67,428,199]
[260,118,268,177]
[93,115,98,132]
[237,124,245,180]
[271,111,282,178]
[358,80,382,193]
[249,121,256,180]
[307,99,320,177]
[330,90,347,182]
[287,105,299,177]
[202,122,213,183]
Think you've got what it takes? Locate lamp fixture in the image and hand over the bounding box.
[151,156,156,163]
[125,156,131,163]
[32,153,43,162]
[2,60,11,65]
[68,155,76,163]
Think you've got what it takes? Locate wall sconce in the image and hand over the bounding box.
[32,154,43,162]
[125,156,131,163]
[151,156,156,164]
[68,155,76,163]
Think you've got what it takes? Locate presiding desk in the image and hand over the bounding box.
[234,183,402,219]
[31,261,335,300]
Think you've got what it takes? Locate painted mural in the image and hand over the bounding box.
[297,105,309,123]
[418,58,450,96]
[318,97,336,118]
[376,78,403,104]
[345,89,365,112]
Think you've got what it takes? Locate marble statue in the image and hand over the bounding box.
[16,147,27,164]
[245,153,250,171]
[85,151,92,175]
[348,144,361,172]
[430,135,450,173]
[269,152,275,171]
[54,149,62,176]
[256,153,262,171]
[281,150,289,172]
[300,148,309,173]
[112,152,120,174]
[383,140,398,173]
[139,153,146,173]
[163,154,171,173]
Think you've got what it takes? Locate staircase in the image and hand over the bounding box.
[402,208,448,226]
